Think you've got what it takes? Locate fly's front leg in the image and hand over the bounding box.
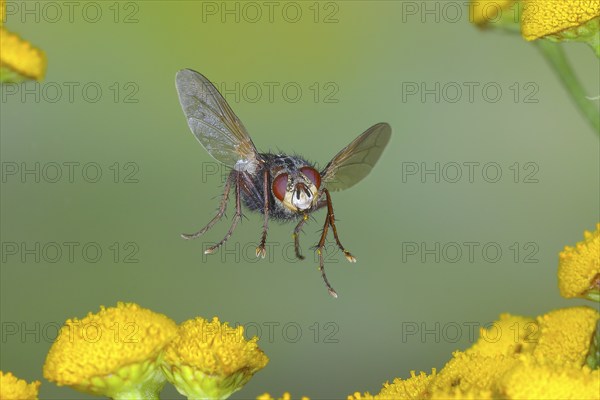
[256,169,269,258]
[181,170,235,240]
[204,171,243,255]
[292,214,309,260]
[322,188,356,263]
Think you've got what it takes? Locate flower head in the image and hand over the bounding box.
[559,223,600,300]
[43,302,177,399]
[162,316,269,399]
[0,371,40,400]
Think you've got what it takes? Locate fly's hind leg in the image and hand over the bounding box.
[322,188,356,263]
[181,170,235,240]
[315,202,338,298]
[203,171,243,255]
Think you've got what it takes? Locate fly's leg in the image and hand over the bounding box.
[316,203,337,298]
[256,169,269,258]
[181,170,235,240]
[203,171,243,255]
[322,188,356,263]
[292,214,309,260]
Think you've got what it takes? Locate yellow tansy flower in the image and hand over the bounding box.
[532,306,599,366]
[349,370,435,400]
[162,316,269,400]
[257,393,310,400]
[522,0,600,55]
[43,302,177,399]
[499,357,600,399]
[559,223,600,300]
[522,0,600,39]
[0,371,40,400]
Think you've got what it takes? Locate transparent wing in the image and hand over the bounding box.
[321,123,391,191]
[175,69,262,170]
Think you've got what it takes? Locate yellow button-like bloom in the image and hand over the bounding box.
[257,393,310,400]
[0,371,40,400]
[532,306,599,366]
[43,302,177,399]
[162,316,269,400]
[348,370,436,400]
[559,223,600,300]
[0,0,46,82]
[500,357,600,399]
[522,0,600,55]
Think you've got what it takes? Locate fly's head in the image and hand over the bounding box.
[272,166,321,212]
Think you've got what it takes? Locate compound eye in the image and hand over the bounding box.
[272,173,289,201]
[300,167,321,189]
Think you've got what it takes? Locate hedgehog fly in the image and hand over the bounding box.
[176,69,391,298]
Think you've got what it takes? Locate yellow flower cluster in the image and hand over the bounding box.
[350,307,599,399]
[0,0,47,81]
[43,302,269,400]
[559,223,600,300]
[0,371,40,400]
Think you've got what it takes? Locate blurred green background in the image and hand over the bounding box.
[1,1,599,399]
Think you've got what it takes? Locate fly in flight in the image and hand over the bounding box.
[176,69,391,297]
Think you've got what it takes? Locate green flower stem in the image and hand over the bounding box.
[585,289,600,302]
[586,322,599,369]
[533,40,600,136]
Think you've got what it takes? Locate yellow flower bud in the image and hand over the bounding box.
[0,28,47,81]
[470,0,521,28]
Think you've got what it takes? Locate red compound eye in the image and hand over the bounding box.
[272,173,289,201]
[300,167,321,189]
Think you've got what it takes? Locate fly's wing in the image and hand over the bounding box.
[321,123,391,191]
[176,69,262,171]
